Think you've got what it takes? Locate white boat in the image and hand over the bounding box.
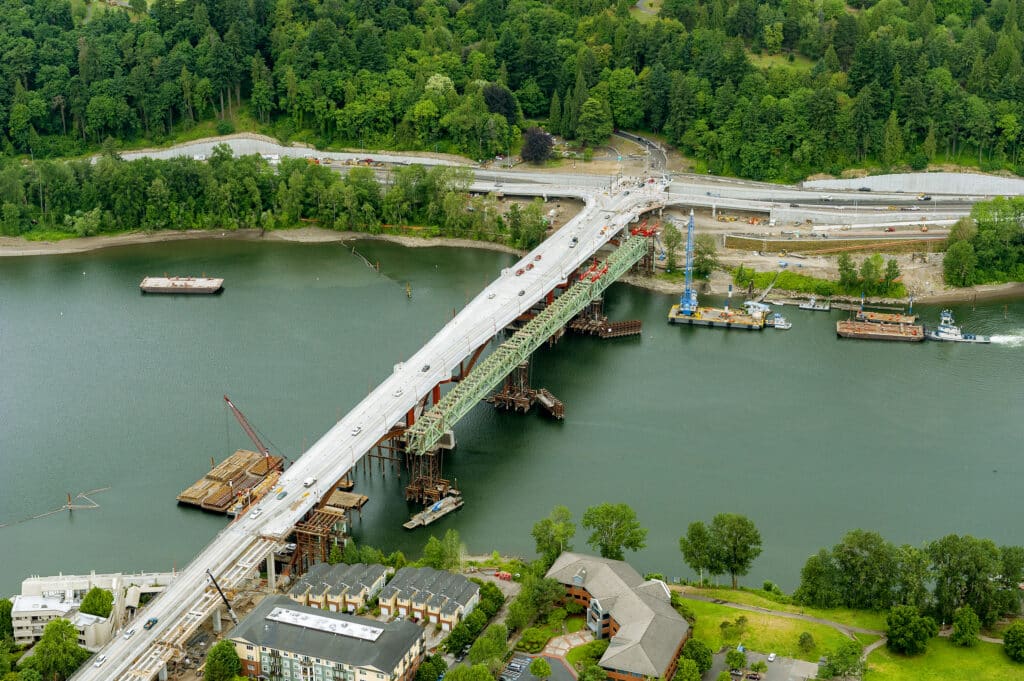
[926,310,990,343]
[771,313,792,330]
[744,301,771,314]
[798,296,831,311]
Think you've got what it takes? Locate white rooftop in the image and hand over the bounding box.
[266,607,383,641]
[12,595,75,614]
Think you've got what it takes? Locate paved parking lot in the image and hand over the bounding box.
[706,651,818,681]
[502,655,576,681]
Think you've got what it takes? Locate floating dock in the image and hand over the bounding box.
[836,320,925,342]
[403,494,464,530]
[177,449,283,513]
[140,276,223,294]
[668,304,766,330]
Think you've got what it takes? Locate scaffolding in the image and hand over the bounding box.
[293,507,347,573]
[485,361,564,419]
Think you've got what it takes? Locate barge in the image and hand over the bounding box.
[177,449,283,514]
[836,320,925,342]
[403,493,463,530]
[855,309,917,324]
[668,303,766,329]
[140,276,224,294]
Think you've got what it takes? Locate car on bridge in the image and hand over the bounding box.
[249,508,263,519]
[93,655,107,668]
[143,617,158,630]
[276,491,288,500]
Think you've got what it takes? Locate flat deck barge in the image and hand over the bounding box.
[140,276,224,294]
[836,320,925,342]
[668,304,766,330]
[403,494,463,530]
[856,310,918,324]
[177,449,283,513]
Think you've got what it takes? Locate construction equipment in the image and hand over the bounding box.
[224,395,287,468]
[205,570,239,625]
[679,210,698,314]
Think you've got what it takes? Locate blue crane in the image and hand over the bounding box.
[679,209,699,315]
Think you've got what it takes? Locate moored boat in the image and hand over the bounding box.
[926,310,990,343]
[798,296,831,311]
[770,313,792,330]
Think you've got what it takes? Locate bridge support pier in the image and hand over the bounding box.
[266,554,277,592]
[212,606,222,634]
[158,663,168,681]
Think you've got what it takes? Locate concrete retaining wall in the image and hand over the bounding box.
[804,172,1024,196]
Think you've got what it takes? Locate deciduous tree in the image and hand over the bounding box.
[710,513,762,589]
[581,503,647,560]
[680,639,713,673]
[951,605,980,647]
[78,587,113,618]
[886,605,938,655]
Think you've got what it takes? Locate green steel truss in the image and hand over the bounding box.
[405,235,649,455]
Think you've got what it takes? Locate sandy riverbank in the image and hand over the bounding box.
[3,227,1019,305]
[0,226,523,258]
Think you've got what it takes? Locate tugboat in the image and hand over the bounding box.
[770,313,792,330]
[926,310,990,343]
[798,296,831,311]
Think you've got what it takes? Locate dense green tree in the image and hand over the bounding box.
[724,649,746,670]
[529,657,552,680]
[1004,621,1024,662]
[417,655,448,681]
[710,513,762,589]
[673,658,701,681]
[25,619,90,681]
[579,664,608,681]
[679,521,720,583]
[581,503,648,560]
[78,587,113,618]
[443,623,473,654]
[798,632,815,652]
[532,505,576,566]
[950,605,980,647]
[886,605,938,655]
[662,222,682,272]
[818,640,865,678]
[0,599,12,641]
[204,640,241,681]
[928,534,1003,627]
[680,639,713,673]
[421,529,462,571]
[446,664,494,681]
[468,623,508,665]
[576,98,613,147]
[693,234,718,278]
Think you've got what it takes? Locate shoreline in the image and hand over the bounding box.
[2,228,1020,305]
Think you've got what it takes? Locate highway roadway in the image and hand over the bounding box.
[70,182,670,681]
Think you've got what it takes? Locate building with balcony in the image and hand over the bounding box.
[377,567,479,632]
[231,596,425,681]
[288,563,389,613]
[546,553,690,681]
[10,596,112,651]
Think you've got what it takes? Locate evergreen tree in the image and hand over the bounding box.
[548,90,562,136]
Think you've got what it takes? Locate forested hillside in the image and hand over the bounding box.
[1,0,1023,181]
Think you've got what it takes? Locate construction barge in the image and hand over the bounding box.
[403,493,464,530]
[140,276,224,294]
[669,302,766,329]
[855,310,918,324]
[836,320,925,342]
[177,449,283,514]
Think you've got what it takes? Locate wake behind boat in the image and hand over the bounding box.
[926,310,990,343]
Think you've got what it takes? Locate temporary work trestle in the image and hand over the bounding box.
[405,235,650,456]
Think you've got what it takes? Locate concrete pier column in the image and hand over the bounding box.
[158,663,168,681]
[212,607,222,634]
[266,555,277,592]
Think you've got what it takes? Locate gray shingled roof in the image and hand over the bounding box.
[546,553,689,678]
[379,567,478,615]
[232,596,422,671]
[288,563,388,600]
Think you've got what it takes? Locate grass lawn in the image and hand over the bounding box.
[686,599,850,662]
[680,586,888,632]
[866,638,1024,680]
[565,616,585,634]
[629,0,661,23]
[565,644,592,669]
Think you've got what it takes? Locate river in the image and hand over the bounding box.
[2,239,1023,596]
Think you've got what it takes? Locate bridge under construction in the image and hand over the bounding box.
[70,180,670,681]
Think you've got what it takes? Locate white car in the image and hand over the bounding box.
[249,508,263,519]
[767,653,777,662]
[487,292,496,299]
[93,655,108,668]
[393,388,404,397]
[351,426,362,436]
[123,628,136,640]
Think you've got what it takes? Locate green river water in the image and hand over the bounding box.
[2,238,1023,596]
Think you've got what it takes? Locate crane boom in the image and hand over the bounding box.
[223,395,271,458]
